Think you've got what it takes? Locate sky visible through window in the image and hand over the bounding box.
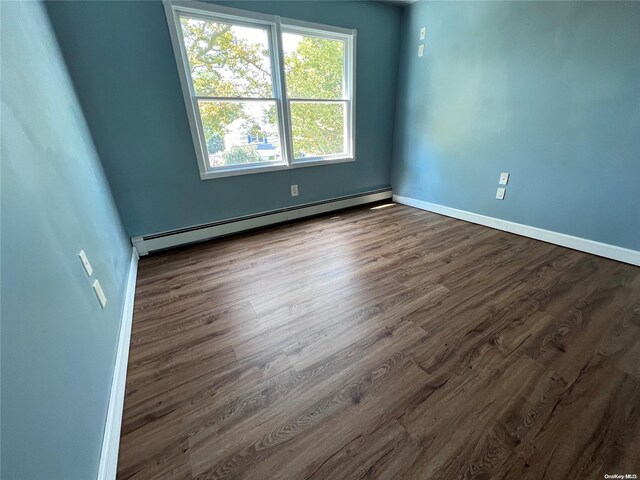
[224,25,303,54]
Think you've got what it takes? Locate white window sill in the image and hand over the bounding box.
[199,156,355,180]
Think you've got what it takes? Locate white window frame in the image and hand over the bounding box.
[164,0,357,180]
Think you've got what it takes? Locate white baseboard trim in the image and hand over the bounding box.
[393,194,640,267]
[97,247,139,480]
[132,189,393,255]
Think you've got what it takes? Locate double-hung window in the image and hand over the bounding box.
[164,1,356,179]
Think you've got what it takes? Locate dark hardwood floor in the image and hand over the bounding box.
[117,203,640,479]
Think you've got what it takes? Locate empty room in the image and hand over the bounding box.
[2,0,640,478]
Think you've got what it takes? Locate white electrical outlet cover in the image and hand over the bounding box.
[78,250,93,276]
[290,184,299,197]
[419,27,426,40]
[418,44,425,57]
[93,279,107,309]
[499,172,510,185]
[496,187,506,200]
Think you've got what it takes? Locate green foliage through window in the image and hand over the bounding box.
[222,145,263,165]
[284,33,346,158]
[173,8,353,171]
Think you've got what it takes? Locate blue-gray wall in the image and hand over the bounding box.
[393,1,640,250]
[45,0,404,237]
[1,2,132,478]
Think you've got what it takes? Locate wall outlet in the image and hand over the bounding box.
[418,44,425,57]
[496,187,506,200]
[419,27,426,40]
[78,249,93,277]
[499,172,510,185]
[290,184,299,197]
[92,279,107,309]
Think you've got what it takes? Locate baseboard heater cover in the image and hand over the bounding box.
[132,189,393,255]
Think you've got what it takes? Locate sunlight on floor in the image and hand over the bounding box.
[370,203,396,210]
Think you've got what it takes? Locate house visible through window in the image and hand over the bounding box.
[164,1,356,179]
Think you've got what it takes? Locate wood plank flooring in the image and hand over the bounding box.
[117,203,640,479]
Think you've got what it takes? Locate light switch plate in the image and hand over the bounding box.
[290,184,299,197]
[78,250,93,277]
[418,44,425,57]
[499,172,510,185]
[419,27,426,40]
[496,187,506,200]
[93,279,107,309]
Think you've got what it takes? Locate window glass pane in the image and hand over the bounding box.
[198,100,283,168]
[283,33,344,99]
[180,16,273,98]
[290,101,346,159]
